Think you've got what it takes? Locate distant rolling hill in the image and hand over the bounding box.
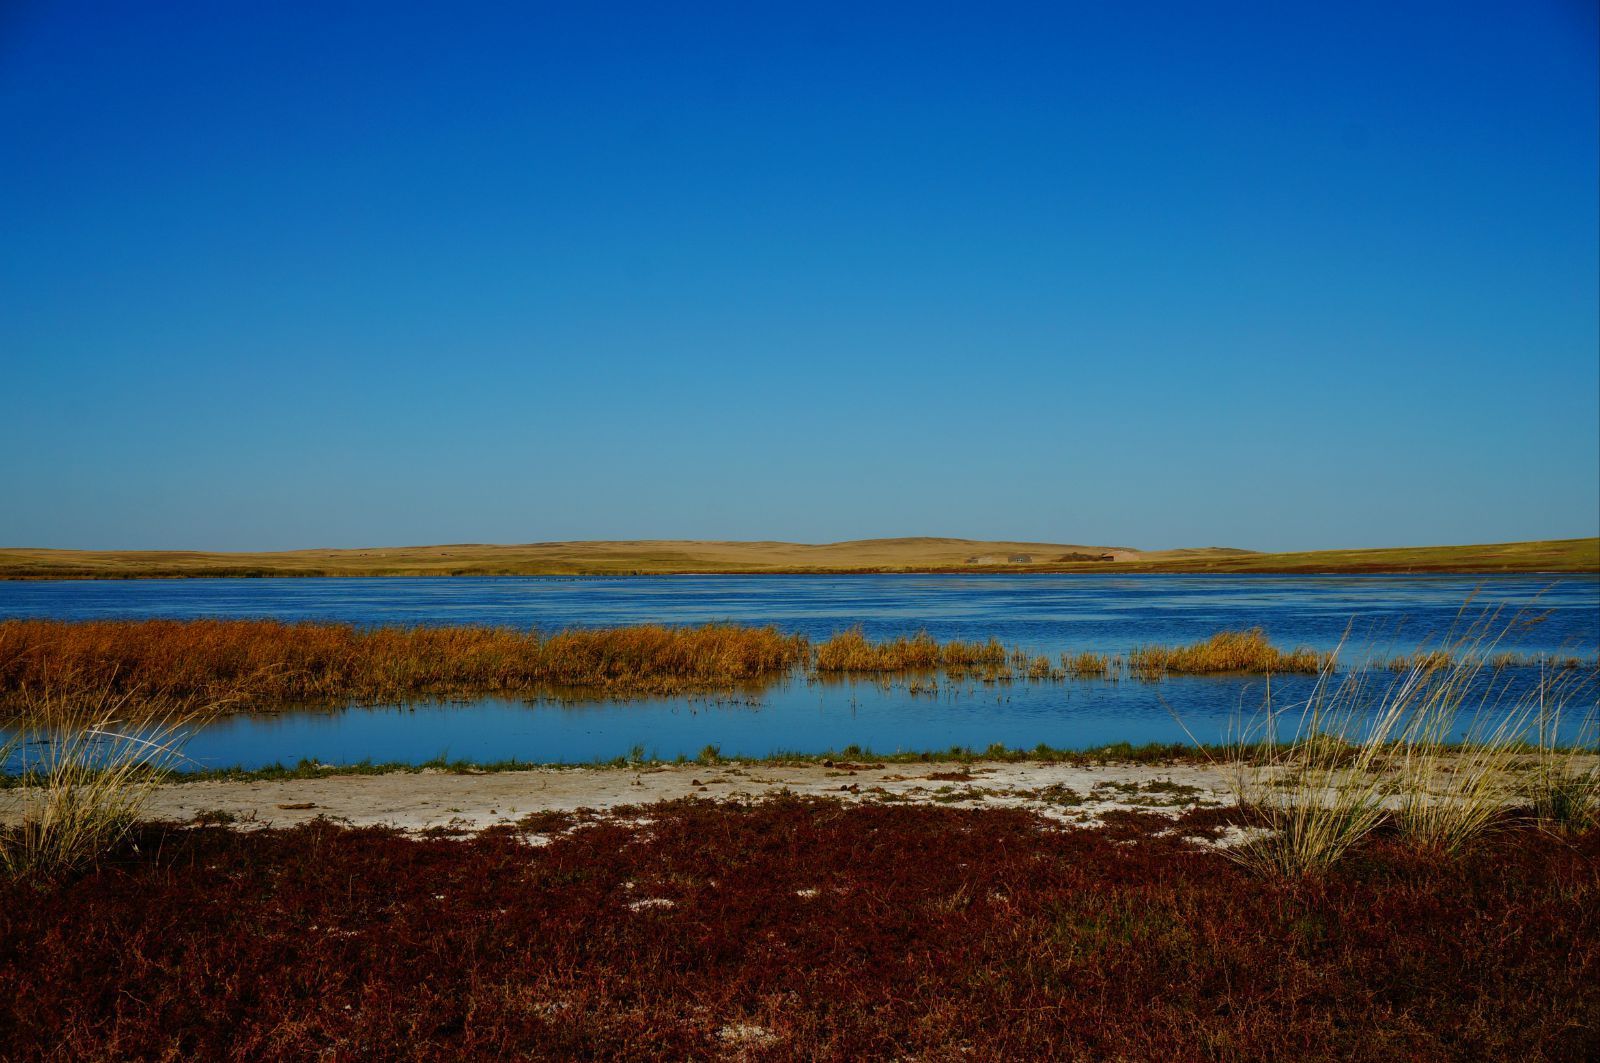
[0,537,1594,578]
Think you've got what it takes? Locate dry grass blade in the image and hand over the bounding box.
[1383,607,1578,855]
[1528,671,1600,833]
[811,628,1008,673]
[1225,653,1402,878]
[1217,606,1599,874]
[1,686,218,879]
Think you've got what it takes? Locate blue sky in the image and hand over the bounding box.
[2,1,1596,552]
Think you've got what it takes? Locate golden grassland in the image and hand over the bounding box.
[0,537,1137,578]
[0,536,1593,578]
[1105,536,1600,574]
[3,618,1593,721]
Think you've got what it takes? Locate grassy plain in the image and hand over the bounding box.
[0,535,1593,578]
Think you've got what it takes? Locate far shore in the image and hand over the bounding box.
[1,535,1595,579]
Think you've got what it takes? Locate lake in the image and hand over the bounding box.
[3,574,1596,769]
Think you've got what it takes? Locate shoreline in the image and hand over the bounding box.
[3,536,1594,579]
[32,759,1240,833]
[11,752,1593,834]
[4,565,1598,580]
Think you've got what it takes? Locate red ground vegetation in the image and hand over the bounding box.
[2,800,1596,1061]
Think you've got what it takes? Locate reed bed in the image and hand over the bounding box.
[1381,649,1456,673]
[1060,651,1119,679]
[1,618,1588,725]
[1381,649,1596,673]
[0,619,808,717]
[811,628,1008,673]
[1130,628,1329,677]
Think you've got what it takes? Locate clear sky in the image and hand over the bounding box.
[2,1,1596,552]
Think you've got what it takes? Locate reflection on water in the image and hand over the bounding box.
[2,574,1595,768]
[1,667,1583,774]
[2,573,1596,658]
[176,674,1266,769]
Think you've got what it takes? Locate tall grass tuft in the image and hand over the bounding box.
[1528,669,1600,833]
[1224,659,1402,878]
[1,686,212,879]
[1130,628,1328,677]
[1219,611,1598,875]
[1384,620,1537,855]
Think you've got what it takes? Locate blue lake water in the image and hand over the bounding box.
[3,574,1596,769]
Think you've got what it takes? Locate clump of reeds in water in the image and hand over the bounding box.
[1130,628,1329,677]
[2,686,215,879]
[1060,652,1119,680]
[811,628,1008,673]
[0,619,810,718]
[1382,649,1597,674]
[1383,650,1455,673]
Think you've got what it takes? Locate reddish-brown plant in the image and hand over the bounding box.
[1,799,1594,1060]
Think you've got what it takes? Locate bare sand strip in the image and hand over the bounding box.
[120,761,1237,832]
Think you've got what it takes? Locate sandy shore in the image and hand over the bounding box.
[102,760,1237,832]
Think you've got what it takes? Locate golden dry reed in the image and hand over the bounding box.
[2,686,221,878]
[1060,652,1118,679]
[1129,628,1329,676]
[0,619,808,716]
[1382,649,1590,673]
[5,618,1582,722]
[811,629,1008,672]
